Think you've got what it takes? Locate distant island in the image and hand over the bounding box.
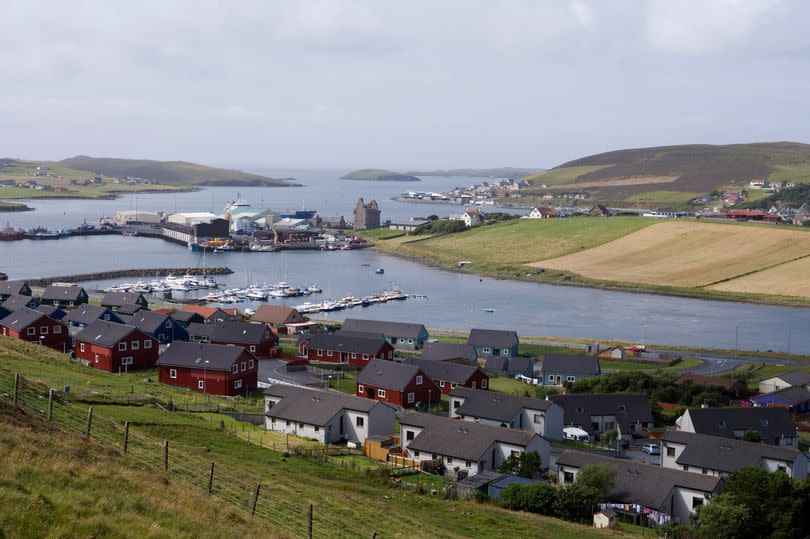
[406,167,545,178]
[59,155,300,187]
[340,169,421,182]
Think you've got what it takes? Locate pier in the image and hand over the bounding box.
[25,267,234,287]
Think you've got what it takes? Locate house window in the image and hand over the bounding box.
[667,446,675,457]
[778,465,787,473]
[317,349,323,356]
[503,348,509,356]
[169,369,177,379]
[351,353,357,359]
[241,361,246,372]
[692,497,704,510]
[144,340,152,348]
[198,380,204,389]
[131,341,139,350]
[616,405,627,412]
[358,384,364,393]
[234,379,243,389]
[450,382,457,389]
[563,471,574,483]
[471,382,476,388]
[439,381,445,387]
[683,465,689,471]
[356,416,364,427]
[407,392,415,403]
[567,376,575,382]
[363,354,369,360]
[53,325,61,334]
[465,461,471,467]
[416,375,423,385]
[118,342,126,351]
[701,468,707,475]
[80,343,85,352]
[453,399,461,409]
[406,430,415,441]
[446,457,453,464]
[232,364,238,374]
[414,451,420,457]
[533,413,544,423]
[103,314,110,320]
[249,346,256,353]
[481,379,487,389]
[249,359,254,369]
[592,422,599,431]
[299,423,304,429]
[314,426,319,432]
[377,389,386,398]
[122,357,133,366]
[286,420,291,426]
[165,321,171,328]
[483,347,491,354]
[27,327,35,335]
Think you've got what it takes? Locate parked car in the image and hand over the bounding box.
[563,427,590,442]
[642,442,660,455]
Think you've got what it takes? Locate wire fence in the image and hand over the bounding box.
[0,369,426,538]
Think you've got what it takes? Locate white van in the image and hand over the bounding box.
[563,427,590,442]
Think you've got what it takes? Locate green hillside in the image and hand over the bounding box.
[340,169,421,181]
[522,142,810,207]
[59,155,299,187]
[406,167,544,177]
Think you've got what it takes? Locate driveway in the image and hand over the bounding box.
[258,359,324,387]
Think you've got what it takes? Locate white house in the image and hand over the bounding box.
[523,206,557,219]
[757,370,810,394]
[449,387,564,441]
[450,208,482,227]
[264,385,395,445]
[675,407,799,448]
[399,412,550,477]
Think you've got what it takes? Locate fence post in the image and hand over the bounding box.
[163,440,169,471]
[47,389,54,420]
[83,406,94,439]
[208,462,215,494]
[252,484,261,515]
[123,421,130,453]
[13,373,20,405]
[308,504,313,539]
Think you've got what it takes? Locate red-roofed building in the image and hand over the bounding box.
[726,209,780,222]
[0,307,70,352]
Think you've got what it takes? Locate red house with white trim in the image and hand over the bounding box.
[356,358,440,409]
[73,320,159,373]
[156,341,257,396]
[0,307,70,352]
[403,357,489,394]
[298,332,394,365]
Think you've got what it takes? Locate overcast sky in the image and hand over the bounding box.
[2,0,810,170]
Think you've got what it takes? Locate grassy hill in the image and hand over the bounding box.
[522,142,810,207]
[340,169,421,181]
[59,155,299,187]
[406,167,544,177]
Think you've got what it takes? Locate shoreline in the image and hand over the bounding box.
[367,244,810,309]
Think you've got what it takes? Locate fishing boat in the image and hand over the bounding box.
[223,193,251,212]
[375,268,385,274]
[279,209,317,220]
[0,225,24,241]
[28,227,62,240]
[484,308,495,313]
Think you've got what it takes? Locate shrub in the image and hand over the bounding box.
[500,483,557,515]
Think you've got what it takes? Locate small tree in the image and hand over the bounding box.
[599,428,619,450]
[499,451,542,479]
[743,430,763,443]
[695,498,750,539]
[554,483,600,521]
[500,483,557,515]
[575,463,616,498]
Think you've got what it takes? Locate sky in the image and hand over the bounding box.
[2,0,810,170]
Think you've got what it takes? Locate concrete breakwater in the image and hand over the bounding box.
[26,267,234,286]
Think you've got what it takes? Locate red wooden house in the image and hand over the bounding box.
[156,341,257,396]
[0,307,70,352]
[203,321,277,358]
[298,332,394,365]
[356,358,440,409]
[403,357,489,394]
[73,320,159,373]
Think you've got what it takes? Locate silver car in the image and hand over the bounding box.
[642,442,661,455]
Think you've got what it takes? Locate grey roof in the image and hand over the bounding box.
[684,407,797,443]
[122,310,172,335]
[209,321,270,344]
[0,307,53,331]
[467,328,518,348]
[264,385,378,426]
[64,305,119,326]
[170,310,204,323]
[661,430,802,473]
[157,341,248,371]
[74,320,142,347]
[549,393,654,435]
[2,294,39,311]
[356,358,424,391]
[541,354,600,377]
[457,470,506,489]
[342,318,427,340]
[115,303,145,315]
[420,342,477,362]
[187,322,215,339]
[403,358,483,384]
[450,387,555,422]
[35,305,65,319]
[401,413,538,461]
[101,291,147,307]
[483,356,507,372]
[754,386,810,406]
[506,356,532,376]
[0,281,29,296]
[770,370,810,387]
[556,450,723,511]
[40,285,86,302]
[251,305,303,325]
[305,332,391,355]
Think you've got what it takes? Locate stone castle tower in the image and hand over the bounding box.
[353,198,381,230]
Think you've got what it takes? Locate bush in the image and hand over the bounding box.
[414,219,468,235]
[500,483,557,515]
[498,451,542,479]
[554,483,600,521]
[575,463,616,498]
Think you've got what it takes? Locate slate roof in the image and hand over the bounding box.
[420,342,477,362]
[64,305,119,326]
[157,341,248,371]
[0,307,51,331]
[770,370,810,387]
[209,321,270,345]
[264,385,378,426]
[450,387,555,422]
[170,310,204,324]
[115,304,145,316]
[304,332,390,355]
[556,450,723,511]
[661,430,803,473]
[180,305,235,321]
[74,320,140,347]
[187,322,215,339]
[401,413,538,461]
[549,393,654,435]
[403,357,483,384]
[2,294,39,311]
[467,328,518,348]
[35,305,65,319]
[506,356,533,376]
[753,386,810,406]
[483,356,507,372]
[251,305,303,325]
[675,373,747,392]
[101,291,146,307]
[40,285,86,302]
[541,354,600,377]
[356,358,423,391]
[683,407,797,442]
[121,310,172,335]
[0,281,29,296]
[342,318,427,340]
[457,471,506,490]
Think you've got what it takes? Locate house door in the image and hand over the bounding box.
[367,388,374,398]
[556,375,562,386]
[340,352,348,364]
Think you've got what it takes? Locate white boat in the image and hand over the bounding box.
[247,291,268,301]
[244,308,256,316]
[306,285,322,294]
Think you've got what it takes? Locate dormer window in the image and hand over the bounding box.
[719,420,727,427]
[576,405,585,413]
[617,405,627,412]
